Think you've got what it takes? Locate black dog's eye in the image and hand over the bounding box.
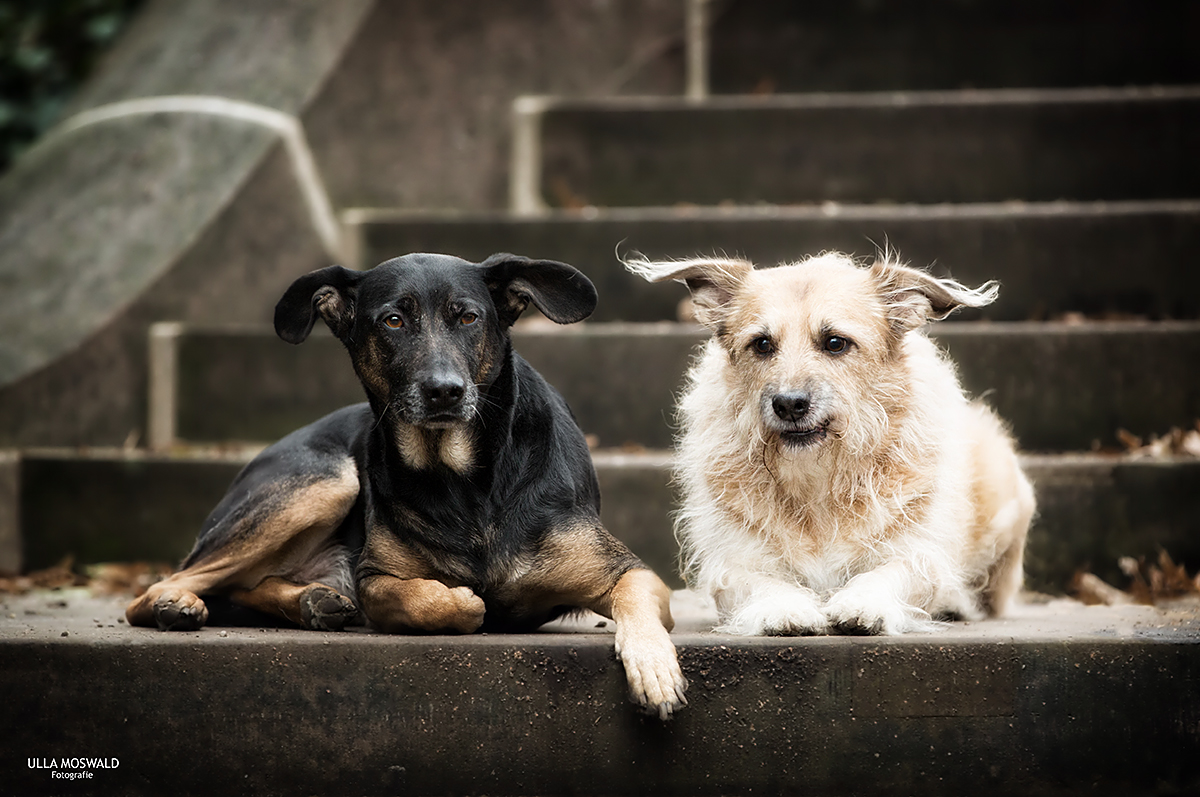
[823,335,851,354]
[383,314,403,329]
[750,336,775,356]
[460,312,479,326]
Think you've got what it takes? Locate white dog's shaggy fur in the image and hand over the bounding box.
[628,252,1035,636]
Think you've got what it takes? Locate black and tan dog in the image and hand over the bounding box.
[126,252,687,718]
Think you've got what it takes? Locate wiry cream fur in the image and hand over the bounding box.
[627,252,1035,636]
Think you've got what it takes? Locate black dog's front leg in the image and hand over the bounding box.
[358,573,486,634]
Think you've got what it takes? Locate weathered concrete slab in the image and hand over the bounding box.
[0,1,687,449]
[159,322,1200,452]
[302,0,686,210]
[0,0,374,447]
[0,130,328,447]
[1,590,1197,796]
[707,0,1200,93]
[0,451,18,574]
[525,88,1200,207]
[346,202,1200,322]
[14,448,1200,594]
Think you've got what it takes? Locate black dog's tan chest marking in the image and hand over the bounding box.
[393,425,476,473]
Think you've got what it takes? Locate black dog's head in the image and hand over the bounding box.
[274,252,596,428]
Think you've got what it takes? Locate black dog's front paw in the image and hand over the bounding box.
[300,585,359,631]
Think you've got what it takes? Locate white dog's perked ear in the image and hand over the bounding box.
[624,256,754,330]
[870,257,999,333]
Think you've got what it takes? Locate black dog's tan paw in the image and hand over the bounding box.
[616,627,689,720]
[444,586,486,634]
[153,591,209,632]
[299,585,358,631]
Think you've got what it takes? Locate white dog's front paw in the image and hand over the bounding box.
[615,626,688,720]
[824,590,923,636]
[720,592,829,636]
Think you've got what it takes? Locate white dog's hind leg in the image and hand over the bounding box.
[714,576,829,636]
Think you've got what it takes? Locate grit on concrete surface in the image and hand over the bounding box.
[4,587,1198,646]
[5,587,1198,796]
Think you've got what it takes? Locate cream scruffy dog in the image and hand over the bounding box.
[628,252,1035,636]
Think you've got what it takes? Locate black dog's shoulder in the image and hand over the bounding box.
[506,351,599,504]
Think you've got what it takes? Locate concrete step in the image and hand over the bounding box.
[513,87,1200,209]
[706,0,1200,93]
[149,322,1200,453]
[345,201,1200,322]
[8,447,1200,595]
[2,589,1198,796]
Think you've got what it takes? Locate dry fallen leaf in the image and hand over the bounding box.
[0,556,88,594]
[1069,571,1136,606]
[0,557,172,596]
[1117,421,1200,458]
[1076,550,1200,606]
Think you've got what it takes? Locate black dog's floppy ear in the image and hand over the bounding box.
[275,265,364,344]
[480,253,597,327]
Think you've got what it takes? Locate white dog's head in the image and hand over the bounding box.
[628,252,998,458]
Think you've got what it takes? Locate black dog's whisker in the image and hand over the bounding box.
[370,401,392,432]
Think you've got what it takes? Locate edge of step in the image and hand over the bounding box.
[152,319,1200,452]
[2,588,1198,797]
[7,446,1200,595]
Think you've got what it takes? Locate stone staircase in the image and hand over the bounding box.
[3,2,1199,795]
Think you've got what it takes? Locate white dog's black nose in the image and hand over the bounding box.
[772,392,811,422]
[422,376,466,410]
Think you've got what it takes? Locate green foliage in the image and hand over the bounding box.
[0,0,144,173]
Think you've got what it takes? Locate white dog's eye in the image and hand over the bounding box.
[823,335,851,354]
[750,336,775,356]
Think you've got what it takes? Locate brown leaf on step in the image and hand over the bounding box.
[750,76,777,95]
[1156,550,1197,597]
[1107,551,1200,605]
[1116,428,1142,452]
[86,562,175,596]
[1182,424,1200,457]
[1116,421,1200,458]
[0,556,88,594]
[547,176,587,210]
[1069,571,1136,606]
[1059,311,1088,326]
[0,558,173,596]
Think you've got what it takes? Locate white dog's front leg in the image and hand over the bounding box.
[823,561,937,635]
[714,575,828,636]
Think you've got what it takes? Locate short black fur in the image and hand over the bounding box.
[186,252,639,632]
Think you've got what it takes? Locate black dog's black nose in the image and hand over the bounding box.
[772,392,811,422]
[422,377,466,410]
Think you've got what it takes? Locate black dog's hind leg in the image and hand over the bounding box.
[228,577,358,631]
[126,458,360,631]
